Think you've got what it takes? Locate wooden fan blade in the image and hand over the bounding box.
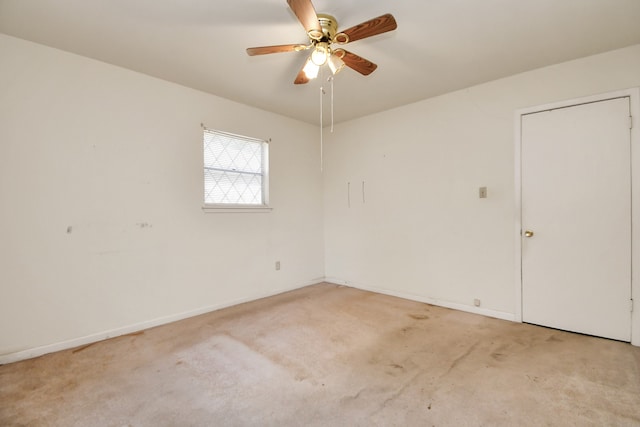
[287,0,322,37]
[246,44,307,56]
[340,50,378,76]
[294,60,310,84]
[341,13,397,43]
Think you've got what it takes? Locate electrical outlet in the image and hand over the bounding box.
[474,299,481,307]
[275,261,280,271]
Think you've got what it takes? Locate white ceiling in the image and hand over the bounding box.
[2,0,640,125]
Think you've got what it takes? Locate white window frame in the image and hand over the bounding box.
[202,127,271,213]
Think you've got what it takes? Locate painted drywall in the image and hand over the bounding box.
[3,33,640,362]
[324,44,640,323]
[0,34,324,361]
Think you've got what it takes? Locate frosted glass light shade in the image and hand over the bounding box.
[303,58,319,79]
[328,55,345,75]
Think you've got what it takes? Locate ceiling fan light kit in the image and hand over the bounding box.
[246,0,397,84]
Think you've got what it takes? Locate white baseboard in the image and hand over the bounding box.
[0,278,323,365]
[325,277,516,322]
[1,277,518,364]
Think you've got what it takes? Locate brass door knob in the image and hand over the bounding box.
[524,230,534,237]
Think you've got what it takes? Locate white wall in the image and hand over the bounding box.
[324,44,640,321]
[3,34,640,363]
[0,34,324,362]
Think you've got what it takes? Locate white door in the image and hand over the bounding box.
[521,97,632,341]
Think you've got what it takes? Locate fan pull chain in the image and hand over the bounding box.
[330,76,334,133]
[320,84,324,172]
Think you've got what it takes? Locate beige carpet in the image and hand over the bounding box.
[1,283,640,426]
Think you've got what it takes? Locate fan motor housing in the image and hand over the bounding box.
[316,14,338,42]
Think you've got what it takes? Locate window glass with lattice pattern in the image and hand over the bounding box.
[203,128,269,206]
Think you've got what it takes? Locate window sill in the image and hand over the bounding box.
[202,205,273,213]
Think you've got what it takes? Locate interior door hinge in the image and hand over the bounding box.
[631,298,634,313]
[630,116,633,130]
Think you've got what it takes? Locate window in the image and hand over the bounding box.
[203,128,269,208]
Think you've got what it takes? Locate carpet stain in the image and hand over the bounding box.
[444,341,480,375]
[546,334,564,342]
[408,314,430,320]
[491,352,507,361]
[71,343,97,354]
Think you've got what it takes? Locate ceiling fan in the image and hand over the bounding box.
[246,0,397,84]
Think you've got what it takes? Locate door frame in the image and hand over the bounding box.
[514,88,640,346]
